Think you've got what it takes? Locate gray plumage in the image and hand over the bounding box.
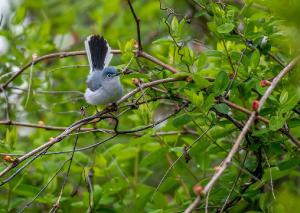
[86,71,102,91]
[84,35,123,105]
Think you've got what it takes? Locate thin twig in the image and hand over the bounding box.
[0,147,50,186]
[7,86,84,95]
[50,129,80,213]
[0,85,10,120]
[19,159,70,212]
[139,51,179,74]
[151,127,212,200]
[219,151,249,212]
[0,120,110,132]
[184,56,300,213]
[263,149,276,200]
[188,0,286,68]
[24,62,34,107]
[218,97,300,148]
[1,102,189,185]
[0,77,188,179]
[236,31,285,67]
[128,0,143,51]
[224,49,246,97]
[0,49,205,92]
[189,0,206,10]
[205,188,211,213]
[0,51,85,90]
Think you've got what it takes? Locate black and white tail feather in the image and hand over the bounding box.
[84,34,123,105]
[85,35,113,72]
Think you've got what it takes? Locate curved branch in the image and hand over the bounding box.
[0,76,188,178]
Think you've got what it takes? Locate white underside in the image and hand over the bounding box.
[84,78,123,105]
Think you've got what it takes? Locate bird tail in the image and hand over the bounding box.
[85,35,113,71]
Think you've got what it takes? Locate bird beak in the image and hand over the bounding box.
[115,72,121,76]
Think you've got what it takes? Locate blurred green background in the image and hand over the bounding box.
[0,0,300,212]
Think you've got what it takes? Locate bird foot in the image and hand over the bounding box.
[108,103,118,112]
[80,105,89,117]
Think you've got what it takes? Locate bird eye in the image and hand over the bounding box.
[107,73,112,78]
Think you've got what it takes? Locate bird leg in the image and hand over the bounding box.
[107,103,118,112]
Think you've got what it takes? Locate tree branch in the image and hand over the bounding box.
[0,49,210,92]
[218,97,300,148]
[127,0,143,51]
[0,76,188,178]
[184,56,300,213]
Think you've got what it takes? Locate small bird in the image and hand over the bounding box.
[84,35,123,105]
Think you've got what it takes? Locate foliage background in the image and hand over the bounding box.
[0,0,300,212]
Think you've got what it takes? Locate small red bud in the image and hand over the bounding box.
[2,155,14,163]
[193,184,203,196]
[252,100,260,111]
[214,166,221,172]
[133,40,138,49]
[260,80,271,87]
[175,104,181,111]
[38,120,45,126]
[71,31,80,43]
[132,78,140,86]
[185,76,193,82]
[32,53,38,60]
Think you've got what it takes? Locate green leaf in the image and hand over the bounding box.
[170,72,189,78]
[214,103,230,114]
[152,36,173,45]
[169,147,183,155]
[5,128,17,150]
[13,184,40,197]
[124,39,135,53]
[192,74,211,89]
[13,7,26,24]
[117,147,139,161]
[93,185,102,205]
[203,93,216,112]
[262,167,293,182]
[184,90,204,107]
[178,18,186,34]
[205,50,224,57]
[287,118,300,128]
[173,114,192,127]
[279,90,289,104]
[250,49,260,69]
[278,158,300,170]
[196,54,207,68]
[269,115,285,131]
[141,148,167,167]
[142,142,160,152]
[269,142,283,154]
[280,94,300,113]
[213,71,230,95]
[133,184,154,213]
[259,193,271,212]
[217,23,235,34]
[171,16,179,32]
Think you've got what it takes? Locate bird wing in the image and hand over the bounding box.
[86,71,102,91]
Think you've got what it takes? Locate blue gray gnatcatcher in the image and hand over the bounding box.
[84,35,123,105]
